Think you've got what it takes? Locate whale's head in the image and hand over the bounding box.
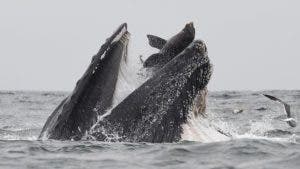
[166,39,211,88]
[189,40,211,94]
[184,41,210,117]
[162,39,211,120]
[190,40,207,55]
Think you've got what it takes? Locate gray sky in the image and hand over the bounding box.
[0,0,299,91]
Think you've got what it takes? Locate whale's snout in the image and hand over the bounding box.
[187,40,212,92]
[111,23,129,44]
[191,40,207,55]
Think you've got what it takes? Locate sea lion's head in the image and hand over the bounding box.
[182,22,195,40]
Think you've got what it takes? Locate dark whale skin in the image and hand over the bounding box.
[39,23,129,140]
[91,40,212,143]
[143,22,207,117]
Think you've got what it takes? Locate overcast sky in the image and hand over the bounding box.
[0,0,299,91]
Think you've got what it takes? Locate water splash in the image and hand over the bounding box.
[181,110,230,143]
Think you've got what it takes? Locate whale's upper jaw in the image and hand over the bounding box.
[111,25,129,45]
[91,24,130,75]
[96,23,128,59]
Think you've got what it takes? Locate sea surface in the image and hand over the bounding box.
[0,90,299,169]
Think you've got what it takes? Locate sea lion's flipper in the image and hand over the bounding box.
[147,35,167,49]
[263,94,290,116]
[143,53,163,67]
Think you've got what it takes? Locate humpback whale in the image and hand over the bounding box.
[39,23,130,140]
[90,40,213,142]
[143,22,195,70]
[39,23,223,143]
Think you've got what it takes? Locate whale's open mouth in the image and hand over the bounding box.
[119,31,130,63]
[39,23,131,140]
[96,23,128,60]
[111,25,128,44]
[91,24,130,76]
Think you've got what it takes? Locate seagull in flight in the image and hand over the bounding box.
[263,94,297,127]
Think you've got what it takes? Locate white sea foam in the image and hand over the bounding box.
[1,135,37,141]
[180,99,299,144]
[181,112,230,143]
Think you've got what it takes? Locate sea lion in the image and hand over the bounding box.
[143,22,195,70]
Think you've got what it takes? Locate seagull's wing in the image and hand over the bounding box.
[283,102,291,118]
[263,94,283,102]
[263,94,296,127]
[263,94,291,118]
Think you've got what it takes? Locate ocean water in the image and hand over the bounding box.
[0,90,299,169]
